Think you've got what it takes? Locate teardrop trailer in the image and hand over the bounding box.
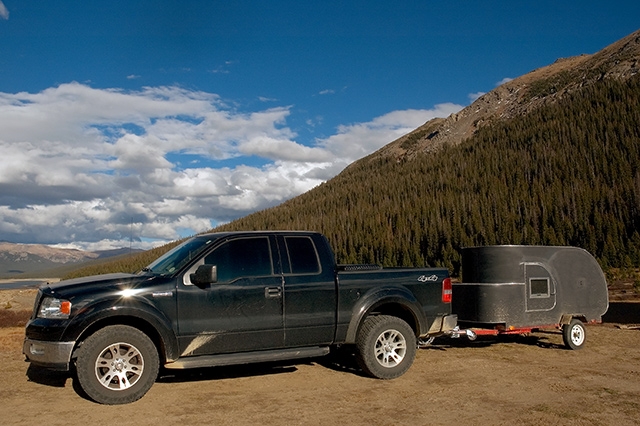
[450,245,609,349]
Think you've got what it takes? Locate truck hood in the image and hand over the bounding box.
[45,273,157,299]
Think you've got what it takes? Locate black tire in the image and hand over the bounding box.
[562,318,587,350]
[356,315,417,379]
[75,325,159,404]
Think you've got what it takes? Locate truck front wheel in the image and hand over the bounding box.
[356,315,417,379]
[75,325,159,404]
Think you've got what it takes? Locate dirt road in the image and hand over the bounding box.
[2,288,639,425]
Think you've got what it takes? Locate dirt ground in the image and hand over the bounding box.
[2,288,640,426]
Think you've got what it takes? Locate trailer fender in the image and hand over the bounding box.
[560,314,587,325]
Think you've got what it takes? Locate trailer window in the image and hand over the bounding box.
[529,278,550,298]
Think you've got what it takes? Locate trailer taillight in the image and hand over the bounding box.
[442,277,452,303]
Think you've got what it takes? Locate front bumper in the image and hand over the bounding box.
[23,338,75,371]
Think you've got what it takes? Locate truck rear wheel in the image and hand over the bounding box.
[356,315,416,379]
[75,325,159,404]
[562,318,586,350]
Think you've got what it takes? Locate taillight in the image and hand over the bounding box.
[442,277,452,303]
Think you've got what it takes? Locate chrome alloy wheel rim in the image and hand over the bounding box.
[374,329,407,368]
[94,342,144,391]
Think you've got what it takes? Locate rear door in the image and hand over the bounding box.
[278,235,337,347]
[176,235,284,356]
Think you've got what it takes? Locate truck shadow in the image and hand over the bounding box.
[157,361,302,384]
[26,364,94,402]
[159,350,373,382]
[315,347,370,377]
[26,364,72,387]
[26,355,368,393]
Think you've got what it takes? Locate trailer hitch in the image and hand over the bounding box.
[448,326,477,340]
[418,327,477,347]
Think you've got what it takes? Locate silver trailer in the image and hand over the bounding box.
[452,245,609,349]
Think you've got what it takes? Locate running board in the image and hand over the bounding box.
[164,346,330,370]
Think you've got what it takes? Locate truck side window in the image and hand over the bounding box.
[205,237,273,282]
[285,236,320,274]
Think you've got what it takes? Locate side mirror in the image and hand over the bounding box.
[190,264,217,286]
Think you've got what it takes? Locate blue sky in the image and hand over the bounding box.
[0,1,638,251]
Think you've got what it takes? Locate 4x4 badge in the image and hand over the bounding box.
[417,274,439,282]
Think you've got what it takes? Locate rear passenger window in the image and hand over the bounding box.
[285,237,320,274]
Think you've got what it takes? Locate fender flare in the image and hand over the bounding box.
[344,286,428,344]
[62,296,180,362]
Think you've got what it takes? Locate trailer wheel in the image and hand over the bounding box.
[356,315,416,379]
[562,318,586,350]
[75,325,159,404]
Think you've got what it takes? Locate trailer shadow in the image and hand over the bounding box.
[424,332,565,351]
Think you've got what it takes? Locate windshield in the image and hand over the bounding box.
[143,236,218,276]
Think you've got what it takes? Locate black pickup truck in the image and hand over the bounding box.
[23,231,456,404]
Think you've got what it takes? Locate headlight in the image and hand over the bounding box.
[37,297,72,319]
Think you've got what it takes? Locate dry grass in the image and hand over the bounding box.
[0,310,31,328]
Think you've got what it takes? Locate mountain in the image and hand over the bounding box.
[0,242,142,277]
[212,29,640,274]
[380,29,640,159]
[55,29,640,280]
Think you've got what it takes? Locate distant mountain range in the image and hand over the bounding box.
[0,242,142,277]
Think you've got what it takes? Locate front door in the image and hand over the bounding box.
[176,235,284,357]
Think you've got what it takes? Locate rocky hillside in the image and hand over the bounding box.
[378,29,640,160]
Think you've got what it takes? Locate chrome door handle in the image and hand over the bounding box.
[264,286,282,299]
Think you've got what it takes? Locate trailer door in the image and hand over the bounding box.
[524,262,557,312]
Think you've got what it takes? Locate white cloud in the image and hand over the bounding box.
[468,92,485,102]
[318,103,463,162]
[496,77,513,86]
[239,137,333,162]
[0,83,462,250]
[258,96,277,102]
[0,1,8,20]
